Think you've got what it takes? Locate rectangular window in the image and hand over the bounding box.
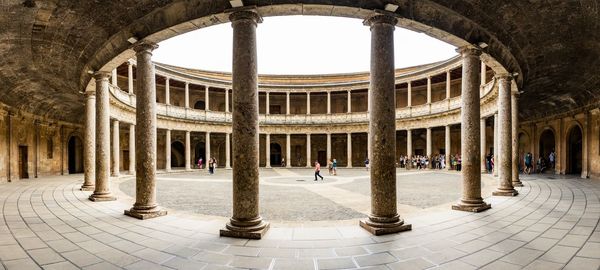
[47,138,53,159]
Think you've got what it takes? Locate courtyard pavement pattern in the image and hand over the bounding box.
[0,170,598,269]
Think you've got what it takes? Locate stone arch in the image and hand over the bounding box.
[538,127,555,166]
[565,121,584,175]
[67,134,84,174]
[171,140,185,167]
[193,100,206,110]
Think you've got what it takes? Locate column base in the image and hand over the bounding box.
[512,181,524,187]
[89,193,117,202]
[80,184,95,191]
[124,207,167,220]
[359,215,411,236]
[111,173,120,178]
[452,200,491,212]
[492,188,518,196]
[220,218,270,239]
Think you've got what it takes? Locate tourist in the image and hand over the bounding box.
[327,159,333,175]
[365,158,370,171]
[197,158,203,169]
[212,158,217,173]
[537,157,546,173]
[314,161,324,181]
[208,158,213,174]
[332,159,337,175]
[486,154,492,173]
[549,149,556,169]
[440,154,446,169]
[525,152,533,174]
[456,155,462,171]
[281,157,285,167]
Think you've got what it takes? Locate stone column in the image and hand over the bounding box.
[165,130,171,172]
[445,125,452,170]
[347,90,352,113]
[226,133,231,169]
[127,61,134,94]
[220,8,269,239]
[347,133,353,168]
[512,91,523,186]
[111,69,118,86]
[360,13,411,235]
[34,121,39,178]
[225,89,230,113]
[185,131,191,171]
[306,134,311,167]
[326,133,332,165]
[327,91,331,114]
[184,82,190,108]
[493,112,499,177]
[165,78,170,105]
[481,118,487,173]
[407,81,412,107]
[111,120,120,177]
[89,71,116,201]
[265,92,270,114]
[426,127,432,168]
[6,112,12,182]
[426,76,432,104]
[306,92,310,115]
[206,132,211,162]
[125,41,166,219]
[128,124,135,175]
[286,134,291,168]
[407,129,413,169]
[451,46,491,212]
[493,75,518,196]
[265,133,271,168]
[286,92,290,115]
[81,90,96,190]
[446,70,451,99]
[481,61,486,85]
[205,86,210,111]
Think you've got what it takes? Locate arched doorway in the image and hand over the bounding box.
[68,136,83,174]
[539,129,555,166]
[567,126,583,174]
[171,141,185,168]
[270,143,282,166]
[194,142,206,168]
[518,132,530,171]
[194,100,205,110]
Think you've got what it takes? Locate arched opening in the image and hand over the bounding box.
[194,100,206,110]
[270,143,282,166]
[567,126,583,175]
[171,141,185,168]
[518,132,530,172]
[194,142,206,168]
[539,129,555,171]
[68,136,83,174]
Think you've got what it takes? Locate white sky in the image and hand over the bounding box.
[153,16,457,75]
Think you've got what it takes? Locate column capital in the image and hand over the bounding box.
[228,7,262,24]
[84,90,96,97]
[93,71,111,80]
[456,46,482,57]
[494,73,513,81]
[126,60,134,66]
[165,77,170,82]
[363,13,398,27]
[131,41,159,53]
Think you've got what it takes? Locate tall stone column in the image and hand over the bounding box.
[184,82,190,108]
[481,61,487,86]
[306,92,310,115]
[205,86,210,111]
[225,89,230,113]
[185,131,191,171]
[165,130,171,172]
[327,91,331,114]
[265,92,270,114]
[347,90,352,113]
[407,81,412,107]
[128,124,135,175]
[111,69,118,86]
[445,125,452,170]
[426,127,432,168]
[265,133,271,168]
[360,13,411,235]
[493,75,518,196]
[306,134,311,167]
[220,8,269,239]
[512,91,523,186]
[206,132,211,162]
[493,112,499,177]
[226,133,231,169]
[286,92,290,115]
[426,76,432,104]
[127,61,134,94]
[89,72,116,201]
[347,133,352,168]
[125,41,166,219]
[326,133,332,164]
[407,129,412,169]
[81,90,96,190]
[481,118,487,173]
[451,46,491,212]
[446,70,451,99]
[286,134,291,168]
[111,120,120,177]
[165,78,170,105]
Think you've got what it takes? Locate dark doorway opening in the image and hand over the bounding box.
[195,143,206,169]
[171,141,185,167]
[567,126,583,174]
[18,145,29,179]
[68,136,83,174]
[194,100,206,110]
[270,143,282,166]
[539,129,556,166]
[317,151,326,167]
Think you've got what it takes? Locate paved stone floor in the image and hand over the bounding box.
[0,170,599,269]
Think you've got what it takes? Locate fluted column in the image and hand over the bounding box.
[226,133,231,169]
[111,120,120,177]
[445,125,451,170]
[306,134,311,167]
[184,82,190,108]
[127,61,134,94]
[125,41,166,219]
[89,71,116,201]
[185,131,191,171]
[426,127,432,168]
[165,130,171,172]
[165,78,170,105]
[493,75,518,196]
[347,133,352,168]
[306,92,310,115]
[481,118,487,173]
[286,134,291,168]
[512,91,523,186]
[128,124,135,175]
[446,70,451,99]
[81,90,96,190]
[265,134,271,168]
[451,46,490,212]
[360,13,411,235]
[220,8,269,239]
[407,129,413,169]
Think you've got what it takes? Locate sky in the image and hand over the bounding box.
[153,16,457,75]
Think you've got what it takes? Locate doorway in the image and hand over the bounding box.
[567,126,583,174]
[68,136,83,174]
[18,145,28,179]
[539,129,555,165]
[195,143,206,168]
[317,151,326,166]
[171,141,185,167]
[270,143,282,166]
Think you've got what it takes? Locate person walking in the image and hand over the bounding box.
[197,158,203,169]
[549,150,556,170]
[364,158,370,171]
[208,158,213,174]
[314,161,324,181]
[327,159,333,175]
[524,152,533,174]
[332,159,337,175]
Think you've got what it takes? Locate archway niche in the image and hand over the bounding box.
[539,129,555,165]
[171,141,185,168]
[68,136,83,174]
[567,126,583,174]
[194,100,206,110]
[270,143,282,167]
[194,142,206,168]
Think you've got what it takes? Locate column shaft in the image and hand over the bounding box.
[265,134,271,168]
[265,92,270,114]
[205,86,210,110]
[206,132,211,162]
[493,112,499,177]
[426,128,432,168]
[327,91,331,114]
[360,14,410,235]
[347,91,352,113]
[306,92,310,115]
[127,62,134,94]
[226,133,231,169]
[111,120,120,177]
[82,91,95,190]
[286,134,291,168]
[125,42,166,218]
[326,133,332,165]
[493,75,518,196]
[165,78,170,105]
[185,131,191,171]
[184,83,190,108]
[306,134,311,167]
[286,92,290,115]
[407,82,412,107]
[446,70,451,99]
[481,61,486,85]
[445,125,451,170]
[111,69,118,86]
[426,77,432,104]
[221,9,268,239]
[128,124,135,175]
[225,89,230,112]
[512,92,523,186]
[407,129,412,169]
[347,133,352,168]
[451,46,490,212]
[481,118,487,173]
[165,130,171,172]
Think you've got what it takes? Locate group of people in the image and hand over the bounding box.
[314,158,338,181]
[397,155,449,170]
[197,157,218,174]
[523,150,555,174]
